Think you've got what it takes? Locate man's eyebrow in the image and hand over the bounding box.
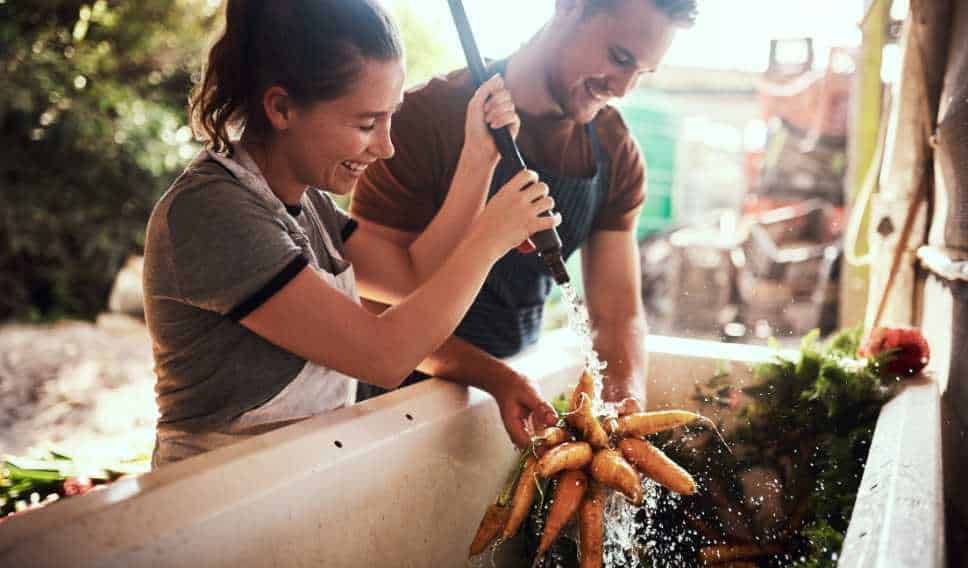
[355,102,404,119]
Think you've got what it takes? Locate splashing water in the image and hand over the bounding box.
[559,283,611,417]
[601,489,647,567]
[559,283,654,566]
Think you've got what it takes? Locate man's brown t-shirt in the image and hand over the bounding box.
[351,67,647,234]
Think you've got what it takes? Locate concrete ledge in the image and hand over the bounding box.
[0,331,765,567]
[839,375,946,568]
[0,331,945,566]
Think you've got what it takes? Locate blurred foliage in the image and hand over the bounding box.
[384,1,463,89]
[0,0,456,322]
[0,0,220,321]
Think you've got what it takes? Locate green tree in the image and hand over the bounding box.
[0,0,218,321]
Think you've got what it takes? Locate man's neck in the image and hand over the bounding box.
[503,29,566,119]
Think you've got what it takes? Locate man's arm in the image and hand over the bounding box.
[582,228,649,414]
[352,220,558,447]
[416,337,558,447]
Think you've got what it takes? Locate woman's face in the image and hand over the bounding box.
[284,58,405,195]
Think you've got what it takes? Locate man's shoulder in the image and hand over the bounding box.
[593,105,635,148]
[593,105,644,169]
[402,67,476,113]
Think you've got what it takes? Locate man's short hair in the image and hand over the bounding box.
[583,0,698,27]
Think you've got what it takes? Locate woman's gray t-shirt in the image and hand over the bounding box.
[143,151,357,433]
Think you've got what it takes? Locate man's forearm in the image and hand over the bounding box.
[592,314,649,406]
[416,335,519,392]
[361,300,523,393]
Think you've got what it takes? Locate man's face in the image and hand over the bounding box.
[548,0,677,123]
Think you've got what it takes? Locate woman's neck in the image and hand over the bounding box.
[239,132,305,206]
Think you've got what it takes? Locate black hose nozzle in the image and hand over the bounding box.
[447,0,570,286]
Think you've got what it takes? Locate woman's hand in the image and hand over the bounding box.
[463,74,519,166]
[471,169,560,258]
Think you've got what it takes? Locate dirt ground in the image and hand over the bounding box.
[0,314,156,471]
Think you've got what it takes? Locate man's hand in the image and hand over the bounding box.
[417,336,560,448]
[583,229,649,418]
[491,373,559,447]
[602,381,645,415]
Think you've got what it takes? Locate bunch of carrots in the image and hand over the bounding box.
[468,370,709,567]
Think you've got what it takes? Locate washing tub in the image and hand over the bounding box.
[0,331,946,567]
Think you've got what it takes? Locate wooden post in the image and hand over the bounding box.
[839,0,891,329]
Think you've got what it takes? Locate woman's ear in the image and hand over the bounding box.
[262,86,294,132]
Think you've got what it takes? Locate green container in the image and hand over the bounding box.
[617,91,682,240]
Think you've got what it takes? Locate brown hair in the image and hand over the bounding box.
[190,0,403,152]
[584,0,698,26]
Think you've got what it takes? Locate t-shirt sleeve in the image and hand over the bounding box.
[351,87,448,233]
[166,181,307,317]
[309,189,358,246]
[593,117,647,232]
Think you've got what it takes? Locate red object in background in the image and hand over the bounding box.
[858,326,931,377]
[63,476,94,497]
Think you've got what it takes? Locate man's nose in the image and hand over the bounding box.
[607,69,641,99]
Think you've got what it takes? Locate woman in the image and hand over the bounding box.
[144,0,559,467]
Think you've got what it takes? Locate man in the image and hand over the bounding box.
[352,0,697,446]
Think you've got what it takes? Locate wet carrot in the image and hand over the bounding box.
[589,448,643,505]
[468,502,510,556]
[537,470,588,558]
[618,438,697,495]
[538,441,593,478]
[698,543,783,564]
[502,456,539,540]
[566,371,610,448]
[578,481,607,568]
[534,426,571,456]
[608,410,705,437]
[468,448,533,556]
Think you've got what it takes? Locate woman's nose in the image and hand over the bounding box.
[372,123,395,160]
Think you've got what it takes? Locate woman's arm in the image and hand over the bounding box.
[350,74,519,302]
[241,176,557,389]
[407,76,517,275]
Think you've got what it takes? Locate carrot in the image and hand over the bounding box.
[537,469,588,558]
[534,426,571,456]
[578,481,607,568]
[468,502,510,556]
[698,543,783,564]
[608,410,706,437]
[468,448,532,556]
[589,448,643,505]
[566,371,610,448]
[537,441,593,478]
[618,438,697,495]
[502,456,539,540]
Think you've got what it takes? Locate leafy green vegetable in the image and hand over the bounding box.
[653,326,907,566]
[1,451,148,519]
